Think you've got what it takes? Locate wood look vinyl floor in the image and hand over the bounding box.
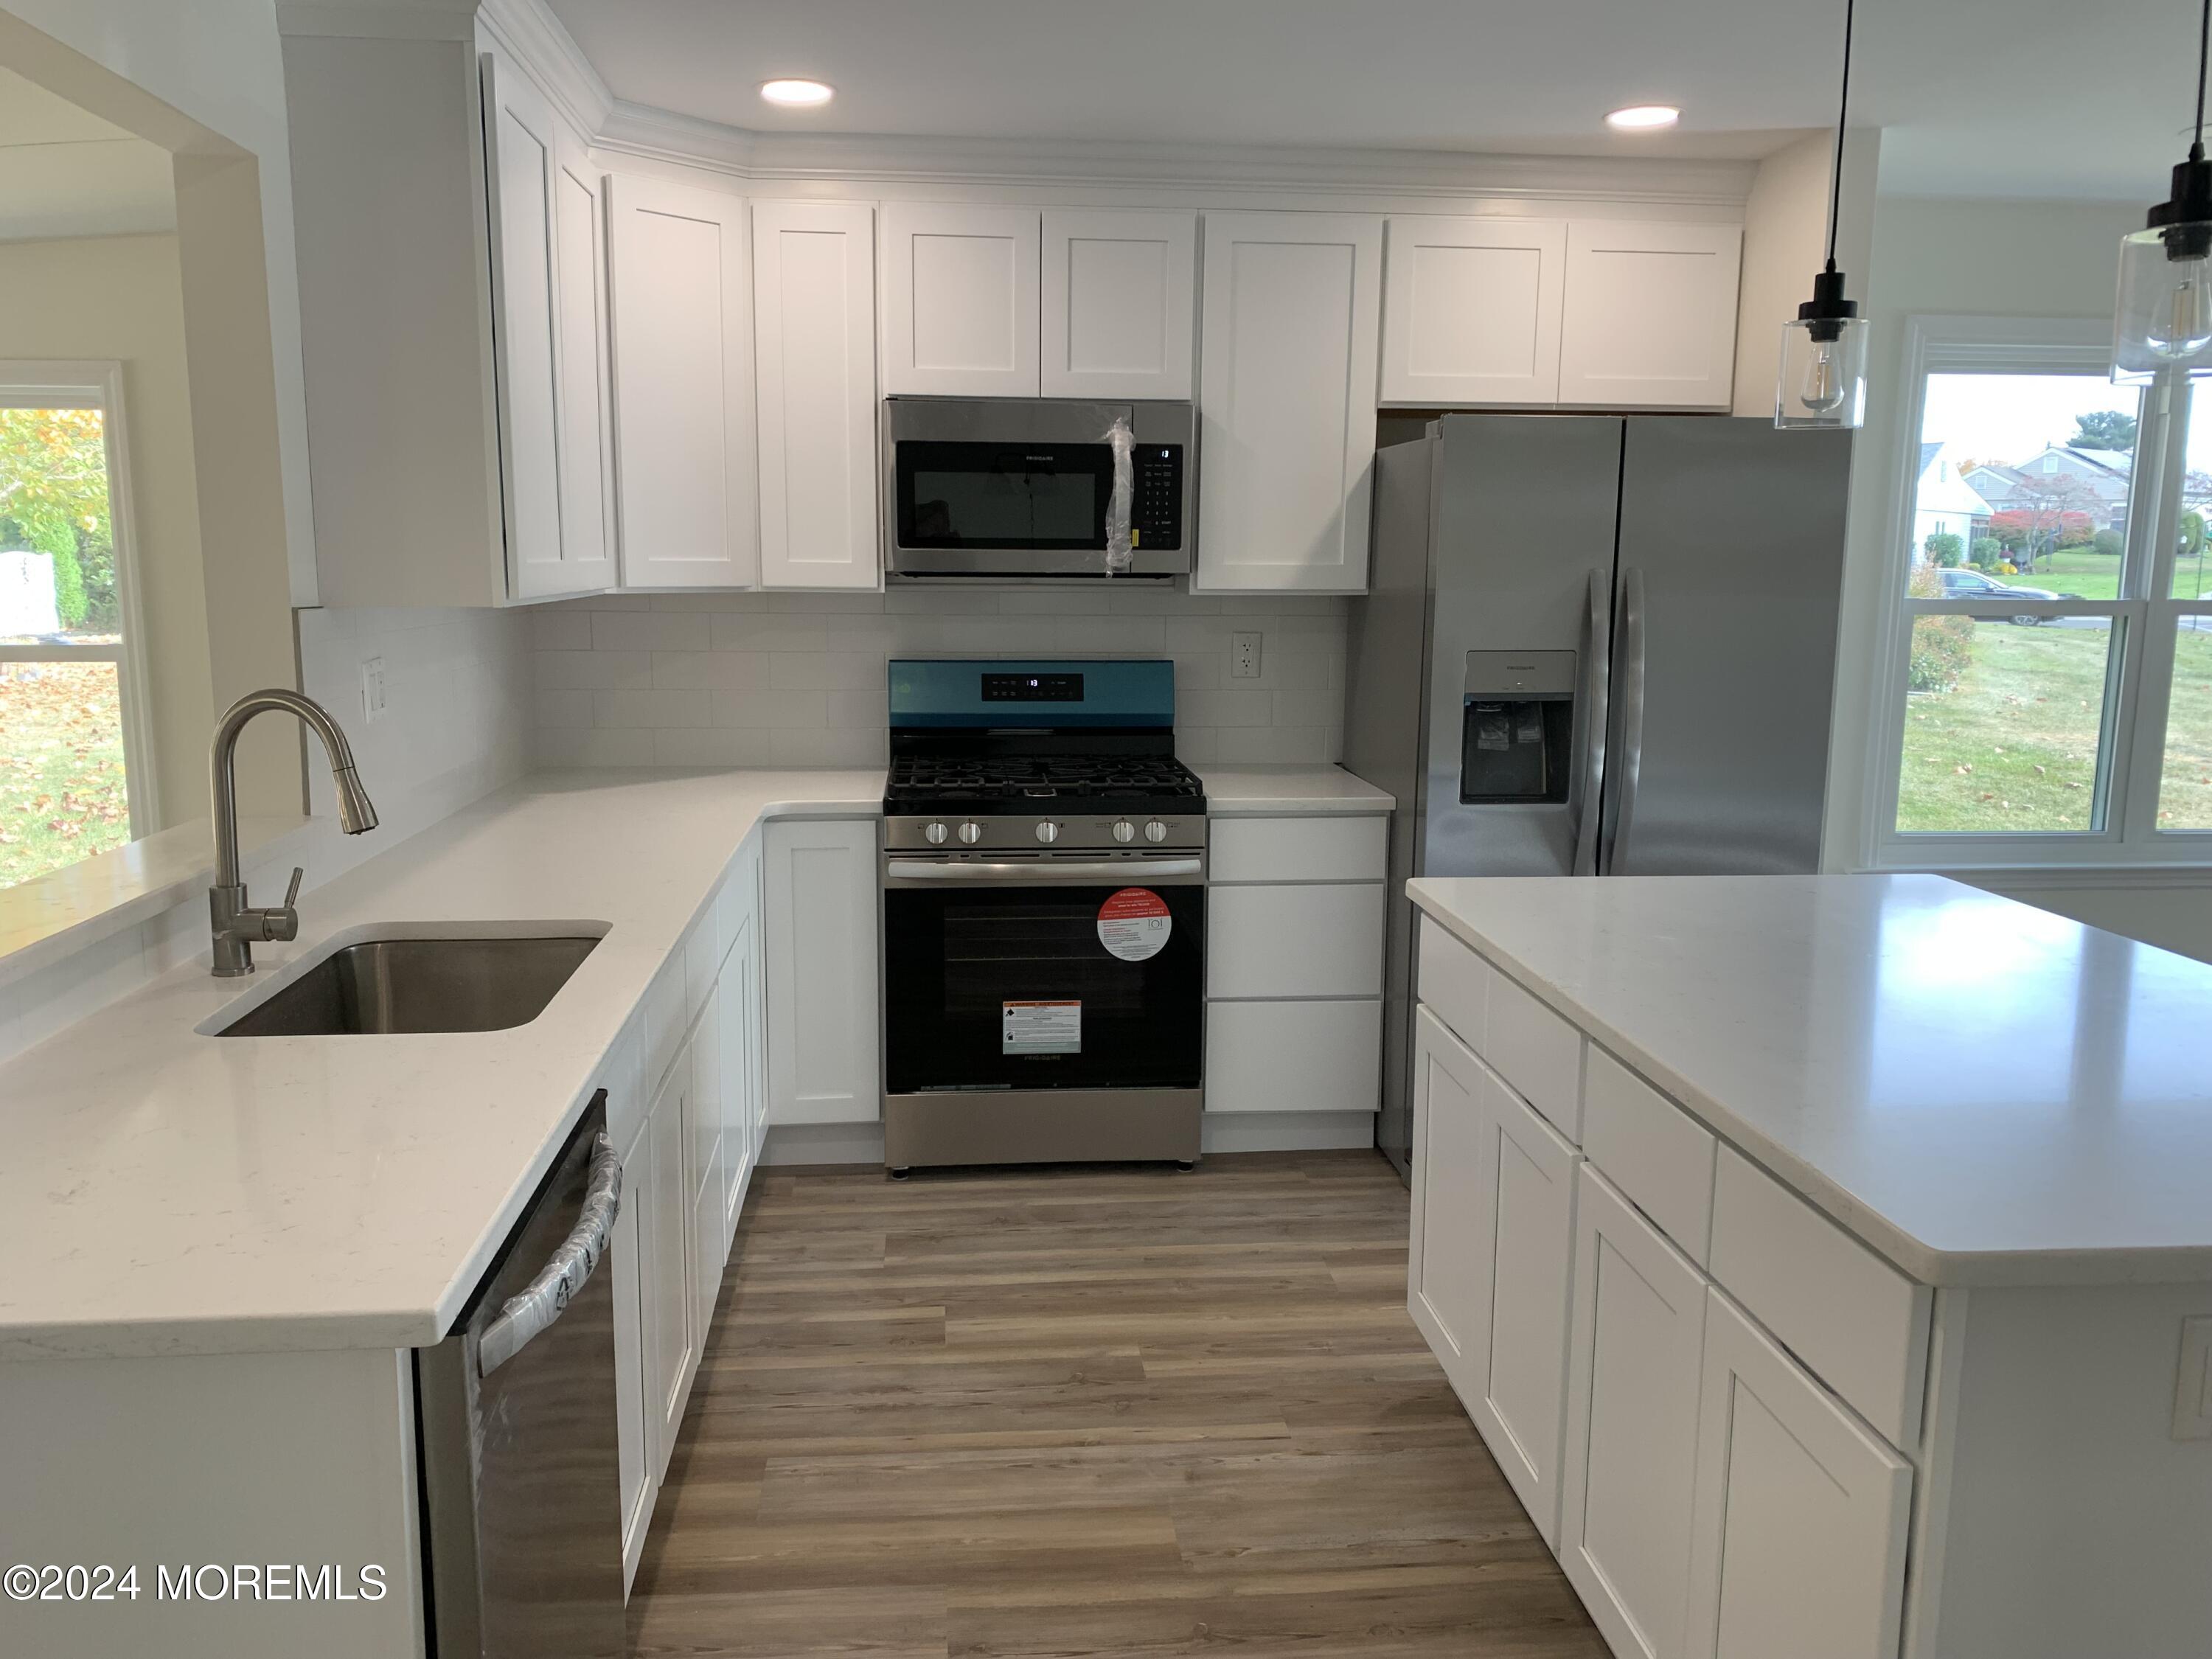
[625,1151,1604,1658]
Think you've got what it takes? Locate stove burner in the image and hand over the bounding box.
[886,751,1205,809]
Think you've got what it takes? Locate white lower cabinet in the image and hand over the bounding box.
[1560,1165,1708,1659]
[641,1048,695,1482]
[611,1121,653,1590]
[765,818,880,1127]
[1683,1291,1913,1659]
[1409,1007,1493,1402]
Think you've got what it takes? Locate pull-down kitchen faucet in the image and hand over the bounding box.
[208,688,379,977]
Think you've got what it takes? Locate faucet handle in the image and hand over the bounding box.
[262,866,305,943]
[282,866,305,910]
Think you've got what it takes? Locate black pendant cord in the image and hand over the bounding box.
[2196,0,2211,164]
[1822,0,1855,274]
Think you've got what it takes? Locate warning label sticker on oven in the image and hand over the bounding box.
[1096,887,1173,962]
[1004,1000,1081,1054]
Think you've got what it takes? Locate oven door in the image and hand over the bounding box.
[883,857,1204,1096]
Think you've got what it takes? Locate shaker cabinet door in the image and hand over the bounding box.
[1560,1164,1709,1659]
[1408,1006,1494,1406]
[1683,1288,1913,1659]
[608,175,757,588]
[1557,220,1742,411]
[882,201,1041,396]
[1043,207,1197,400]
[1381,215,1566,406]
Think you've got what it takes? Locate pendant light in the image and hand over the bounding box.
[1777,0,1869,429]
[2113,0,2212,381]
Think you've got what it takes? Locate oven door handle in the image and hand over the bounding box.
[886,858,1203,884]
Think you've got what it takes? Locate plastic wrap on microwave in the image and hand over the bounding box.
[1102,415,1135,574]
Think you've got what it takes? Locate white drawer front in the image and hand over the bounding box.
[1485,967,1585,1142]
[1582,1045,1718,1266]
[1206,998,1380,1114]
[1416,917,1491,1057]
[1208,883,1383,1000]
[1210,815,1387,883]
[1709,1147,1932,1449]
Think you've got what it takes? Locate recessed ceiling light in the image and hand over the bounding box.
[760,78,835,109]
[1606,104,1681,132]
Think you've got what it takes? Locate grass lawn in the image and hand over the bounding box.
[1985,548,2212,601]
[0,661,131,888]
[1900,622,2212,833]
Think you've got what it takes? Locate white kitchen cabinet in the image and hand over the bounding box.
[610,1117,652,1591]
[608,175,757,588]
[1204,999,1381,1115]
[754,200,882,590]
[481,48,616,601]
[1683,1289,1913,1659]
[882,201,1041,396]
[717,888,762,1247]
[1206,882,1385,1001]
[1196,210,1384,593]
[640,1044,695,1484]
[765,818,881,1126]
[1381,215,1566,406]
[686,1006,725,1341]
[1043,207,1197,400]
[1560,1165,1708,1659]
[1557,220,1742,411]
[1408,1007,1493,1406]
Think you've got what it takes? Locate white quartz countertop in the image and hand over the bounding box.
[0,768,881,1363]
[1197,765,1393,814]
[1409,873,2212,1288]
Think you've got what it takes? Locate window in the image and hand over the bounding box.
[0,364,151,888]
[1876,318,2211,865]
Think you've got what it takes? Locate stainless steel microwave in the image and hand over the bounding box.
[883,396,1194,580]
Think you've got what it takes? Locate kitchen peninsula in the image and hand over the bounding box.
[1404,872,2212,1659]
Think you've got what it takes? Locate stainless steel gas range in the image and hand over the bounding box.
[880,659,1206,1175]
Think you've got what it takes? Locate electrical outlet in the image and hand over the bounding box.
[2173,1317,2212,1439]
[360,655,387,726]
[1231,631,1262,680]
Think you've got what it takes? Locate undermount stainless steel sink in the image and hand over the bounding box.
[215,936,600,1037]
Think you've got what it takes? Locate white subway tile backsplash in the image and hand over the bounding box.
[531,588,1347,771]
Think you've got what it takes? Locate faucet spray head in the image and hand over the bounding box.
[332,766,379,835]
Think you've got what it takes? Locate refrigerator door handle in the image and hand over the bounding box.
[1600,570,1648,876]
[1573,568,1610,877]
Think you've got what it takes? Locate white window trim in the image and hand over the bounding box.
[0,360,159,835]
[1863,315,2211,873]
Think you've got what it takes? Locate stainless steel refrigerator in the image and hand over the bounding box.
[1345,414,1851,1182]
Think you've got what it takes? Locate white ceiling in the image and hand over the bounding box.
[545,0,2197,202]
[0,65,174,243]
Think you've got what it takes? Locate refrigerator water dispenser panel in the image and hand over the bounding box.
[1461,650,1576,804]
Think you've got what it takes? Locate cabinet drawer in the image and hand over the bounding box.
[1709,1147,1932,1448]
[1485,967,1585,1142]
[1582,1046,1717,1265]
[1210,815,1386,883]
[1206,999,1380,1114]
[1416,917,1491,1057]
[1207,883,1383,999]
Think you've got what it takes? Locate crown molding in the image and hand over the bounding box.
[477,0,613,137]
[596,106,1757,206]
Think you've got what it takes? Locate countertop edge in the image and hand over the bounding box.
[1405,879,2212,1290]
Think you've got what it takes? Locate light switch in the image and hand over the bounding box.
[2172,1316,2212,1440]
[360,655,387,726]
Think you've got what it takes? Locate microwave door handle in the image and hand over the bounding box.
[1599,569,1648,877]
[1572,568,1610,877]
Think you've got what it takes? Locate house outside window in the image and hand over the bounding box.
[1871,317,2211,866]
[0,363,153,888]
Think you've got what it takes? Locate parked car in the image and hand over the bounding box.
[1937,566,2059,623]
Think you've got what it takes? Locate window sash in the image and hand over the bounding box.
[1871,318,2212,868]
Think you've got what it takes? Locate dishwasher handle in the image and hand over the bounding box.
[478,1130,622,1378]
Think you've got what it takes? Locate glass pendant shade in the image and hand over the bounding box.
[2113,221,2212,381]
[1776,313,1868,429]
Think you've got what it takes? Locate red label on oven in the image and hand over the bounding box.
[1097,887,1172,962]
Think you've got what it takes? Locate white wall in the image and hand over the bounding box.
[0,232,214,832]
[530,589,1347,770]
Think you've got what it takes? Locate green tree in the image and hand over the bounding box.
[2067,409,2138,453]
[2182,509,2207,558]
[1923,531,1964,568]
[0,408,110,632]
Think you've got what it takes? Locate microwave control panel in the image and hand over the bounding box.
[1130,446,1184,550]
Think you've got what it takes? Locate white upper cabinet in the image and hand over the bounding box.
[607,175,757,589]
[1043,208,1197,400]
[1557,220,1742,411]
[550,125,617,594]
[753,200,882,591]
[1196,210,1383,594]
[882,202,1041,396]
[1381,215,1566,407]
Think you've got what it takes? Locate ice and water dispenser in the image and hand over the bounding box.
[1459,651,1576,804]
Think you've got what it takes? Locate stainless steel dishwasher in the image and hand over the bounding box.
[416,1093,626,1657]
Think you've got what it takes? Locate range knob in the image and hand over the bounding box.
[1034,821,1061,845]
[1144,820,1169,844]
[1111,820,1137,844]
[923,821,950,846]
[958,821,984,845]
